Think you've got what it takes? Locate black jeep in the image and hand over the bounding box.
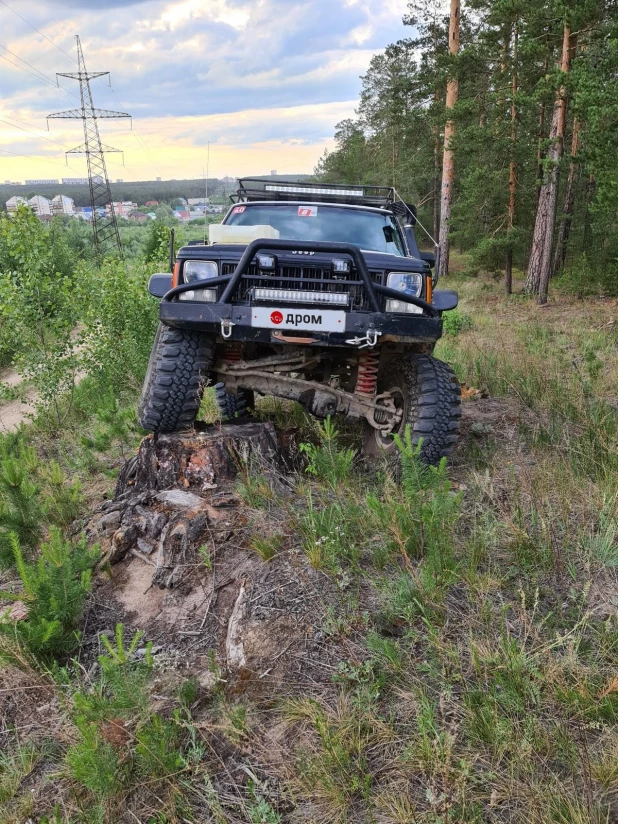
[139,179,461,465]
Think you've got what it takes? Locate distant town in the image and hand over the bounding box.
[0,172,302,224]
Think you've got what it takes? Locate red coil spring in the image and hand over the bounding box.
[223,342,244,363]
[356,351,379,396]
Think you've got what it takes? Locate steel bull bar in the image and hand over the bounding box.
[154,239,457,344]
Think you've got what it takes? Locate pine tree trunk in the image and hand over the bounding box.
[433,121,440,241]
[437,0,460,279]
[505,20,518,296]
[552,116,581,277]
[525,24,572,303]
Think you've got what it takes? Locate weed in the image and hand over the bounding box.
[250,533,282,562]
[443,308,473,336]
[585,496,618,566]
[246,794,282,824]
[300,495,359,571]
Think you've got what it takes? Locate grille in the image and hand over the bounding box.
[221,262,384,311]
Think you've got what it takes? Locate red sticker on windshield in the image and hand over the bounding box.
[298,206,317,217]
[232,206,245,214]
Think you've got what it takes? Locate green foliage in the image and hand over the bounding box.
[144,220,175,264]
[0,528,97,658]
[0,207,81,420]
[367,429,461,572]
[0,442,83,567]
[443,308,473,336]
[300,495,360,572]
[79,258,158,394]
[299,417,355,490]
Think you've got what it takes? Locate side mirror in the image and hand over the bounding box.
[419,251,435,268]
[148,273,173,298]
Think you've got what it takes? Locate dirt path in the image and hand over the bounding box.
[0,367,36,432]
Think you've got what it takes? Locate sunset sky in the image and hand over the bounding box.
[0,0,410,183]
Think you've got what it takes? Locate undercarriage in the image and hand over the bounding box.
[215,345,403,432]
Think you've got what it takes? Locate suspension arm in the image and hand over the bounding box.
[217,365,401,431]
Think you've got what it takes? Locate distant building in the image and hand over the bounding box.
[75,206,93,221]
[145,200,159,207]
[51,195,75,216]
[62,176,104,185]
[116,179,124,183]
[174,210,191,222]
[6,196,28,214]
[188,198,209,207]
[25,179,58,186]
[128,210,148,224]
[105,201,137,218]
[28,195,51,216]
[270,170,277,177]
[156,177,162,181]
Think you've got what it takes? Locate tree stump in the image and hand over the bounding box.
[116,421,285,497]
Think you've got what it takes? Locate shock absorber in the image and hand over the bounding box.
[355,350,379,397]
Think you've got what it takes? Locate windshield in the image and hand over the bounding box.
[225,203,405,256]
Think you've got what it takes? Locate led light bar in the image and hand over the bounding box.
[253,288,349,306]
[264,184,364,198]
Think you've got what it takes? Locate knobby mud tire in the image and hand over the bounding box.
[214,383,255,420]
[138,324,214,433]
[363,353,461,467]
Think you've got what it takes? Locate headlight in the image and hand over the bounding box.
[180,260,218,302]
[179,288,217,302]
[183,260,218,283]
[386,272,423,314]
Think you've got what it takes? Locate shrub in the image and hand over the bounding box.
[78,259,158,394]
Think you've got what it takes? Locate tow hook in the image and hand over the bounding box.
[345,329,382,349]
[220,318,236,339]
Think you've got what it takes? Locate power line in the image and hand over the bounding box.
[0,0,77,63]
[0,45,80,105]
[0,146,83,172]
[0,116,69,149]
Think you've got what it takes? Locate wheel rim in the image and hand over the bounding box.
[373,386,406,451]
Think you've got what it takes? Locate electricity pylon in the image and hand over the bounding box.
[48,35,131,259]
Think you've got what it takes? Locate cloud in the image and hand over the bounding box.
[1,0,409,180]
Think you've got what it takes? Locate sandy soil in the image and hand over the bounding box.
[0,367,36,432]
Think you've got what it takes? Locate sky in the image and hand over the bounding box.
[0,0,410,183]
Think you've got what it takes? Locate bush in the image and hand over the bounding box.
[78,258,158,393]
[0,207,82,421]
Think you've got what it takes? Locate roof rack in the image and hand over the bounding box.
[232,178,399,210]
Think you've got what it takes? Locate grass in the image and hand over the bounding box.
[0,269,618,822]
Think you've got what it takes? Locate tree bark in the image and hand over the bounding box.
[525,24,573,303]
[433,119,440,241]
[437,0,460,279]
[552,115,581,277]
[505,19,518,296]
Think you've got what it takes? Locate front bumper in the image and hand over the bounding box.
[159,300,442,345]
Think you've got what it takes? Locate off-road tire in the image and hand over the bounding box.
[138,324,214,433]
[214,383,255,420]
[363,353,461,466]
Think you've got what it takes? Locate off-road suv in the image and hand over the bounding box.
[140,180,461,465]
